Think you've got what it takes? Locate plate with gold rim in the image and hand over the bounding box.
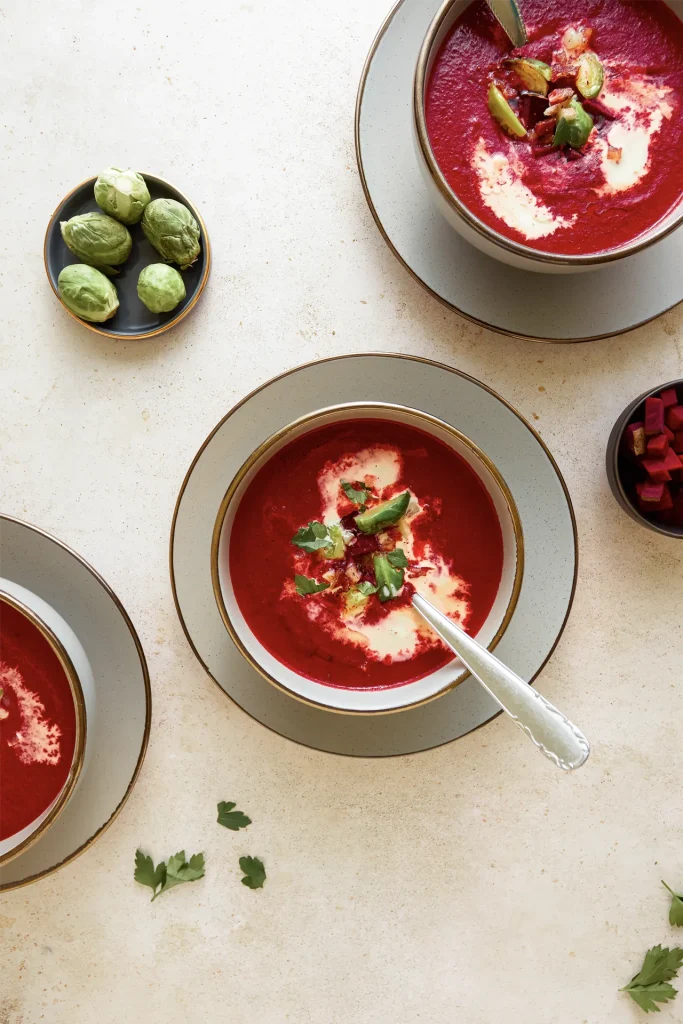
[170,353,577,756]
[44,173,210,341]
[355,0,683,343]
[0,515,151,891]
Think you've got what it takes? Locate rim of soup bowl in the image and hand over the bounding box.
[211,401,525,714]
[0,591,87,867]
[413,0,683,269]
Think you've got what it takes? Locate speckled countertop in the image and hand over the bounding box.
[1,0,683,1021]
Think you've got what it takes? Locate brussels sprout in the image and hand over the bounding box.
[553,98,594,150]
[60,212,132,274]
[57,264,119,322]
[137,263,186,313]
[94,167,151,225]
[142,198,200,270]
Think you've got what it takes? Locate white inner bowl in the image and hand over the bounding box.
[213,403,523,714]
[0,579,96,863]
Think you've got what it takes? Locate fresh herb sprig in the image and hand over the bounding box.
[663,881,683,928]
[295,574,330,597]
[621,945,683,1013]
[291,521,333,552]
[341,479,373,509]
[134,849,205,902]
[239,855,266,890]
[217,801,251,832]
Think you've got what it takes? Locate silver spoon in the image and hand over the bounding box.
[412,593,589,771]
[485,0,528,47]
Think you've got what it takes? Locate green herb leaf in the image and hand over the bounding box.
[624,983,678,1013]
[239,855,266,890]
[217,801,251,832]
[294,574,330,597]
[663,882,683,927]
[373,553,404,603]
[621,945,683,1011]
[291,521,333,552]
[356,581,378,596]
[341,479,373,507]
[134,848,205,902]
[387,548,408,569]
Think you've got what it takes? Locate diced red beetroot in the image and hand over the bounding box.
[642,458,672,482]
[660,387,679,409]
[674,431,683,454]
[625,421,646,457]
[350,534,379,556]
[518,91,548,130]
[666,405,683,431]
[532,143,557,158]
[340,514,360,535]
[661,448,683,472]
[646,433,669,458]
[636,481,665,502]
[582,97,616,119]
[644,396,665,435]
[637,484,673,513]
[664,425,675,442]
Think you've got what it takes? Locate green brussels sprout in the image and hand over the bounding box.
[60,212,132,274]
[57,264,119,322]
[142,198,200,270]
[94,167,151,225]
[137,263,186,313]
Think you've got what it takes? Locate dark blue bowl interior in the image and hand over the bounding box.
[45,175,208,338]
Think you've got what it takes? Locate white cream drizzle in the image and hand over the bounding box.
[0,662,62,765]
[595,75,673,194]
[472,139,577,240]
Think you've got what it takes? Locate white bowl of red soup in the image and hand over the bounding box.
[0,581,95,865]
[414,0,683,272]
[212,404,523,714]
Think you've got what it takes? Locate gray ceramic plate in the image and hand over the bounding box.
[44,174,210,341]
[170,354,578,756]
[0,516,151,891]
[356,0,683,343]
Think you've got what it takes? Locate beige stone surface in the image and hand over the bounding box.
[1,0,683,1021]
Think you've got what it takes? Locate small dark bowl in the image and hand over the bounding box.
[44,174,210,340]
[606,378,683,538]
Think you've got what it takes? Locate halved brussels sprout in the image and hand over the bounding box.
[504,58,552,96]
[576,52,604,99]
[553,97,594,149]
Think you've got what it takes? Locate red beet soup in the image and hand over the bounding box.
[425,0,683,255]
[0,599,78,841]
[229,418,505,689]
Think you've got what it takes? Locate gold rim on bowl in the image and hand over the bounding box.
[413,0,683,270]
[43,173,211,341]
[0,590,87,868]
[210,400,525,715]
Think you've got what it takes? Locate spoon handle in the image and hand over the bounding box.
[412,594,589,771]
[485,0,528,47]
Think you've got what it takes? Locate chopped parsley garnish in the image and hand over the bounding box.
[341,479,373,508]
[134,849,205,902]
[387,548,408,569]
[355,581,378,596]
[294,574,330,596]
[239,856,266,890]
[291,521,333,552]
[217,801,251,831]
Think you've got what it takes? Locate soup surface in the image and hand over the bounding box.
[0,600,77,841]
[229,419,506,689]
[425,0,683,254]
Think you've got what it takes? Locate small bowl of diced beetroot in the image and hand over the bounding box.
[606,380,683,537]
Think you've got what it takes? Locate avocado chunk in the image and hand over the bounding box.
[354,490,411,535]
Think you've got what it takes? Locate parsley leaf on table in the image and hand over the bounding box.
[294,574,330,597]
[134,848,205,902]
[387,548,409,569]
[621,945,683,1013]
[341,480,373,508]
[291,521,333,552]
[663,881,683,927]
[239,856,266,890]
[217,801,251,832]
